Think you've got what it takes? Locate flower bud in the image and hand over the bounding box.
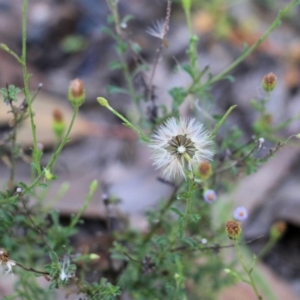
[68,78,85,107]
[225,220,242,240]
[254,114,272,132]
[199,161,213,179]
[262,73,277,92]
[270,221,286,240]
[52,109,66,140]
[97,97,109,108]
[44,168,54,181]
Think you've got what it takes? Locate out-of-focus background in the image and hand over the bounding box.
[1,0,300,299]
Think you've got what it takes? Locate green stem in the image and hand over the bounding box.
[182,196,192,236]
[106,0,121,36]
[206,0,298,86]
[142,183,181,244]
[98,98,150,142]
[21,0,41,174]
[210,105,237,136]
[69,180,98,229]
[182,0,192,35]
[234,241,262,300]
[108,105,149,141]
[8,103,19,190]
[116,48,140,105]
[0,107,78,205]
[0,43,22,64]
[42,106,79,176]
[182,179,194,236]
[216,141,258,173]
[106,0,141,107]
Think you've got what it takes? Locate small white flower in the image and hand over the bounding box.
[146,20,165,40]
[201,238,207,244]
[233,206,248,221]
[149,117,214,180]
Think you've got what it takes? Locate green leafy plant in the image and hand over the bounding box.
[0,0,299,299]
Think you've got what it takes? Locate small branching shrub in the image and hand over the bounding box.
[0,0,299,299]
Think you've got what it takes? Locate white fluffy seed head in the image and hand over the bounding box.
[149,117,214,180]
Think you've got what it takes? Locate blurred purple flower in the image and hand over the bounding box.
[233,207,248,221]
[203,190,217,204]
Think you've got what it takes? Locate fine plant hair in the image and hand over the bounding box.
[0,0,299,299]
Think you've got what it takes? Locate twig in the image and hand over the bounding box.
[18,192,53,254]
[7,92,18,190]
[171,236,263,253]
[147,0,172,102]
[207,0,299,86]
[123,252,141,264]
[257,134,297,161]
[1,106,79,205]
[216,140,260,174]
[234,240,262,299]
[142,180,182,244]
[21,0,41,175]
[16,262,50,276]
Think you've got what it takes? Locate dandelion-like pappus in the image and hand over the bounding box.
[0,248,16,276]
[149,117,214,180]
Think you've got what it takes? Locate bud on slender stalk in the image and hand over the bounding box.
[262,73,277,92]
[68,78,85,107]
[225,220,242,240]
[270,221,287,240]
[44,168,54,181]
[52,109,66,140]
[199,161,213,179]
[97,97,110,108]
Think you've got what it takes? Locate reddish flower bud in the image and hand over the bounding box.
[270,221,287,240]
[225,220,242,240]
[52,109,66,139]
[262,73,277,92]
[68,78,85,107]
[199,161,213,179]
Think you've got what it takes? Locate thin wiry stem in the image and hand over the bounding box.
[142,181,182,244]
[18,193,53,254]
[234,241,262,300]
[16,262,50,276]
[216,141,259,174]
[8,102,18,190]
[147,0,172,102]
[171,236,263,252]
[21,0,41,175]
[207,0,298,87]
[1,107,79,205]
